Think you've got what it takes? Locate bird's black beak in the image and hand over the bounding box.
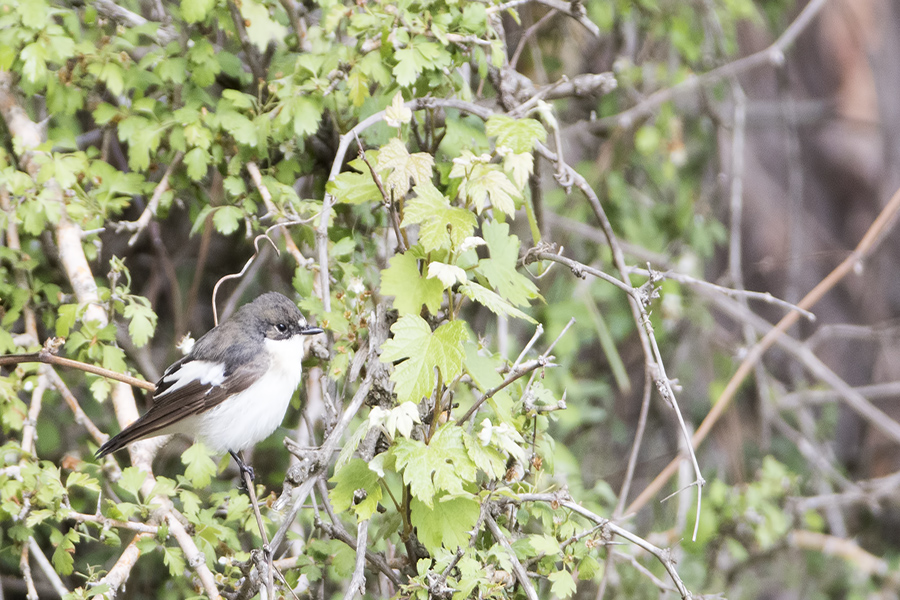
[301,326,324,335]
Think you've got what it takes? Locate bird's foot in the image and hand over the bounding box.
[229,450,255,491]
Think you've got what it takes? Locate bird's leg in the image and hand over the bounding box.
[229,450,255,489]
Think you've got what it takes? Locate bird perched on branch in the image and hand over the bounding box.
[96,292,323,479]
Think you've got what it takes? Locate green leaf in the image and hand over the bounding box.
[290,96,323,137]
[162,545,187,576]
[219,110,257,147]
[376,138,434,199]
[462,430,506,480]
[459,281,536,323]
[182,442,217,488]
[124,299,158,347]
[328,458,383,521]
[118,466,149,499]
[548,569,577,598]
[410,495,480,553]
[450,154,519,216]
[503,151,534,190]
[51,529,77,575]
[184,147,210,181]
[380,252,443,316]
[182,0,215,23]
[327,170,381,205]
[213,205,243,235]
[380,315,468,404]
[477,221,539,307]
[486,115,547,153]
[392,425,476,506]
[402,182,476,252]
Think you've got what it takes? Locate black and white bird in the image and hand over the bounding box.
[96,292,323,476]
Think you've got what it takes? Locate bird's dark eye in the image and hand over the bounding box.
[276,323,288,333]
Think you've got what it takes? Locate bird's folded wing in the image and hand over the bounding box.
[96,358,267,456]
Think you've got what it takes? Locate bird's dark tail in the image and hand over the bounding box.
[95,430,130,459]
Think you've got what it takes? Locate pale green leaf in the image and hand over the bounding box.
[182,0,215,23]
[459,281,536,323]
[477,221,539,307]
[329,458,383,521]
[380,316,468,404]
[410,495,480,553]
[380,252,443,316]
[402,182,476,251]
[327,170,381,205]
[376,138,434,199]
[486,115,547,153]
[181,442,217,488]
[548,569,577,599]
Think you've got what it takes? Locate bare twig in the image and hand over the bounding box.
[240,462,275,600]
[0,347,155,393]
[28,537,69,598]
[456,358,549,425]
[590,0,830,132]
[626,182,900,516]
[513,493,691,598]
[121,152,184,246]
[94,0,178,44]
[484,514,539,600]
[343,519,370,600]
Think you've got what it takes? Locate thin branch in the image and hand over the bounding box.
[239,463,275,600]
[626,182,900,516]
[65,511,161,535]
[27,537,69,598]
[484,514,539,600]
[119,151,184,246]
[20,543,38,600]
[227,0,265,82]
[627,266,815,321]
[0,347,155,392]
[510,10,558,71]
[513,493,691,598]
[93,0,178,44]
[456,358,549,425]
[343,519,370,600]
[590,0,830,132]
[487,0,599,38]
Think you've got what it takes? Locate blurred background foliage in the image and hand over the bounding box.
[2,0,900,598]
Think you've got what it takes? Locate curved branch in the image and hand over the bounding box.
[589,0,830,132]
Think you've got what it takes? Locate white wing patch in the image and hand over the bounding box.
[157,360,227,398]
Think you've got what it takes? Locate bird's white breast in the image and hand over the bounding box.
[196,335,306,452]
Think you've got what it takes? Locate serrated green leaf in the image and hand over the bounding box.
[486,115,547,153]
[477,221,539,307]
[124,299,158,347]
[213,205,243,235]
[182,442,216,488]
[329,458,383,521]
[503,151,534,190]
[548,569,577,598]
[462,430,506,480]
[450,155,519,216]
[380,315,468,404]
[410,495,480,553]
[402,182,476,251]
[182,0,215,22]
[184,147,209,181]
[328,170,381,205]
[459,281,536,323]
[163,545,187,576]
[380,252,443,316]
[392,425,476,506]
[118,466,149,499]
[376,138,434,199]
